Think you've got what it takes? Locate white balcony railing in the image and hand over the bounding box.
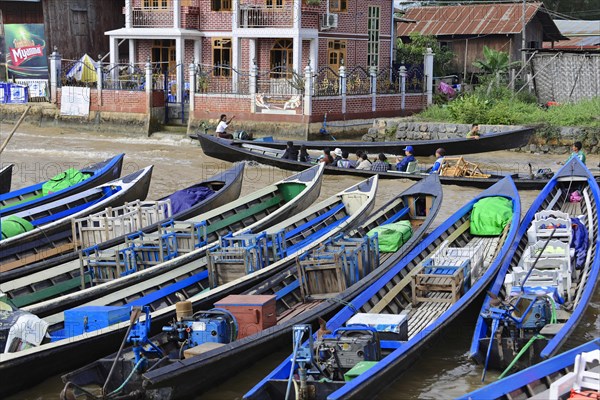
[132,6,174,28]
[239,4,294,28]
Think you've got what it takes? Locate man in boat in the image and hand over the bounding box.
[371,153,391,172]
[429,148,446,173]
[215,114,235,139]
[567,141,587,165]
[282,141,299,161]
[355,151,372,170]
[336,150,356,168]
[466,123,480,139]
[395,145,416,172]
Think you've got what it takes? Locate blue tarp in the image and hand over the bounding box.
[165,185,214,215]
[570,217,588,270]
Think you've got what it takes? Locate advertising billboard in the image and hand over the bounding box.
[4,23,48,79]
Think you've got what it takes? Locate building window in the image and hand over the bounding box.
[329,0,346,12]
[266,0,284,8]
[152,39,176,72]
[367,5,380,68]
[213,38,232,77]
[143,0,170,9]
[328,40,346,70]
[270,39,293,78]
[211,0,231,11]
[71,10,89,37]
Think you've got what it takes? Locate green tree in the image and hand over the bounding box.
[473,46,520,95]
[396,32,454,75]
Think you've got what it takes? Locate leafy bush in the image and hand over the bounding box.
[447,95,490,124]
[417,104,452,122]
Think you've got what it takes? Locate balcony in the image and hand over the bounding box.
[238,4,294,28]
[132,6,174,28]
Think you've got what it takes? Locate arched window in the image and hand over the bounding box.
[270,39,293,78]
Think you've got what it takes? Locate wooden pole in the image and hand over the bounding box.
[0,105,31,155]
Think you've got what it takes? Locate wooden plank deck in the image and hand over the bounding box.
[277,300,326,324]
[407,292,452,339]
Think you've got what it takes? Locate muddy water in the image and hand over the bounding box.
[0,126,598,399]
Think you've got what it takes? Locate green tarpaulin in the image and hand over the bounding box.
[1,215,34,239]
[42,168,91,196]
[367,220,413,253]
[470,196,513,236]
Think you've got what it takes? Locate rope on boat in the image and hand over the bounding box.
[106,358,145,398]
[498,334,546,380]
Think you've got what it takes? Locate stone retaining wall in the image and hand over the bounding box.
[364,118,600,155]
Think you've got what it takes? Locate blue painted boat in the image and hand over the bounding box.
[244,176,521,400]
[0,166,154,272]
[460,338,600,400]
[61,175,442,400]
[0,154,124,216]
[469,157,600,379]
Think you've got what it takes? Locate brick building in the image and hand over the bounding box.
[107,0,394,104]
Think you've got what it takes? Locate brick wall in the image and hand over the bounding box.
[57,88,148,114]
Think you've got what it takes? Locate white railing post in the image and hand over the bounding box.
[424,47,434,106]
[399,65,406,111]
[189,63,196,112]
[232,0,239,29]
[303,64,313,116]
[145,61,153,112]
[97,62,103,106]
[49,49,61,103]
[339,65,346,114]
[370,65,377,112]
[124,0,132,29]
[173,0,181,29]
[250,62,258,113]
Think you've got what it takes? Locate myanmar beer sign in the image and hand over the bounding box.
[4,24,49,79]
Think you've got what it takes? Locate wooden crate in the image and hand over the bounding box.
[440,157,491,178]
[411,260,468,305]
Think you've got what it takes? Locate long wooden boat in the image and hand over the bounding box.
[469,157,600,378]
[460,339,600,400]
[0,163,13,194]
[192,126,535,156]
[77,174,443,400]
[0,154,124,216]
[0,166,154,272]
[0,174,370,398]
[244,176,521,400]
[0,164,323,312]
[198,134,564,190]
[0,163,244,282]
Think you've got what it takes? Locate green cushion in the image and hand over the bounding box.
[42,168,91,196]
[470,196,513,236]
[1,215,34,239]
[367,220,413,253]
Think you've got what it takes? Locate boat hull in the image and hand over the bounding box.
[0,164,245,283]
[0,163,13,194]
[198,134,561,190]
[193,127,535,156]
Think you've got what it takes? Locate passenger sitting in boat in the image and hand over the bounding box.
[466,123,480,139]
[371,153,390,172]
[429,148,446,174]
[355,152,372,170]
[319,148,334,165]
[215,114,235,139]
[282,141,299,161]
[299,145,310,163]
[566,141,586,165]
[333,148,343,164]
[336,150,356,168]
[395,145,416,172]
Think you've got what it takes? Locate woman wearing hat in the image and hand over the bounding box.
[395,145,416,172]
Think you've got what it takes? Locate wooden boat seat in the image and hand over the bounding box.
[440,156,491,178]
[368,220,471,314]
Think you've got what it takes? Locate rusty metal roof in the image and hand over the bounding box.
[543,36,600,49]
[397,2,565,41]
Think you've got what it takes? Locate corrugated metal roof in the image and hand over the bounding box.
[553,20,600,36]
[397,2,548,36]
[544,36,600,49]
